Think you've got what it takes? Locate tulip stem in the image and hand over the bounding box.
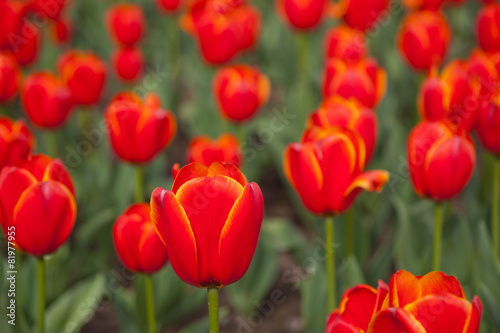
[325,216,336,310]
[433,203,443,271]
[492,156,500,263]
[346,209,354,257]
[145,275,156,333]
[295,33,309,85]
[45,131,58,157]
[207,288,219,333]
[135,165,144,203]
[36,257,45,333]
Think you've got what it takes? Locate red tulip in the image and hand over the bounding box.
[50,17,73,45]
[0,1,27,50]
[468,49,499,102]
[187,133,242,167]
[402,0,445,10]
[113,203,168,274]
[476,94,500,154]
[322,57,387,108]
[324,24,367,63]
[477,4,500,53]
[0,116,35,169]
[21,71,73,129]
[0,52,20,103]
[398,10,451,71]
[156,0,183,13]
[330,0,390,31]
[106,4,145,47]
[105,92,177,164]
[308,96,377,162]
[112,47,144,83]
[12,19,40,67]
[407,121,476,201]
[275,0,327,30]
[0,154,76,256]
[29,0,66,19]
[284,126,389,215]
[213,64,270,122]
[58,50,107,106]
[151,162,264,288]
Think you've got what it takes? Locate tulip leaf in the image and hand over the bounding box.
[338,255,366,293]
[479,282,500,333]
[261,218,308,259]
[300,263,329,333]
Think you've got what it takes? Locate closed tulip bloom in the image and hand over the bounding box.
[476,94,500,154]
[284,126,389,215]
[21,71,73,129]
[106,4,145,46]
[323,57,387,108]
[151,162,264,288]
[468,49,499,102]
[58,50,107,106]
[12,19,40,67]
[276,0,327,30]
[105,92,177,164]
[213,64,271,122]
[0,116,35,169]
[112,47,144,82]
[331,0,390,31]
[0,1,27,49]
[29,0,66,19]
[324,25,367,63]
[0,52,20,103]
[113,203,168,274]
[187,134,242,167]
[398,10,451,71]
[0,154,76,256]
[156,0,183,13]
[477,4,500,53]
[407,121,476,201]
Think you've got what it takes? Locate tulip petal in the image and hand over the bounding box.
[419,271,465,299]
[340,170,389,213]
[337,284,378,331]
[389,270,422,308]
[171,162,208,193]
[465,296,483,333]
[326,311,363,333]
[207,162,247,187]
[367,308,426,333]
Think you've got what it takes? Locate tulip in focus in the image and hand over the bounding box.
[106,4,146,47]
[187,134,242,167]
[477,4,500,53]
[213,64,271,122]
[0,116,35,169]
[276,0,327,30]
[112,47,144,83]
[324,25,367,63]
[0,52,20,103]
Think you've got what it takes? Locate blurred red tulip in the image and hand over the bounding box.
[408,121,476,201]
[105,92,177,164]
[477,4,500,53]
[156,0,183,13]
[476,94,500,154]
[106,4,145,47]
[0,52,20,103]
[331,0,390,31]
[323,57,387,108]
[0,1,28,50]
[50,17,73,45]
[324,24,367,63]
[308,96,378,161]
[12,19,40,67]
[213,64,270,122]
[21,71,73,129]
[284,126,389,215]
[113,203,168,274]
[468,49,499,102]
[112,47,144,83]
[151,162,264,288]
[0,154,76,256]
[402,0,445,10]
[187,133,242,167]
[29,0,66,19]
[276,0,327,30]
[398,10,451,71]
[0,116,35,169]
[58,50,107,106]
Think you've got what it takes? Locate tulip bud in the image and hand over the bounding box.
[113,203,168,274]
[187,134,242,167]
[276,0,327,31]
[105,92,177,164]
[468,49,499,103]
[477,4,500,53]
[0,1,28,49]
[213,64,271,122]
[324,25,367,63]
[29,0,66,19]
[476,94,500,154]
[151,162,264,288]
[106,4,145,47]
[12,20,40,67]
[21,71,74,129]
[112,47,144,83]
[0,52,20,103]
[0,116,35,169]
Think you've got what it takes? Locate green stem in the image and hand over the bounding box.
[36,257,45,333]
[295,33,309,85]
[135,165,144,203]
[207,288,219,333]
[492,157,500,263]
[433,203,443,271]
[78,109,92,135]
[325,216,336,310]
[145,275,156,333]
[45,131,58,157]
[346,209,354,257]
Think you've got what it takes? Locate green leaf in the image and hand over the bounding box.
[300,264,328,333]
[338,255,366,293]
[479,283,500,332]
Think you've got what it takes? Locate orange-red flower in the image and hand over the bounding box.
[468,49,499,102]
[213,64,270,122]
[284,126,389,215]
[322,57,387,108]
[324,25,367,63]
[0,116,35,169]
[476,93,500,154]
[58,50,107,106]
[276,0,327,31]
[308,96,378,162]
[12,19,40,67]
[106,4,145,47]
[21,71,73,129]
[0,52,20,103]
[187,133,242,167]
[398,10,451,72]
[151,162,264,288]
[105,92,177,164]
[112,47,144,83]
[113,203,168,274]
[477,4,500,53]
[0,154,76,256]
[29,0,66,19]
[408,121,476,201]
[156,0,184,13]
[330,0,390,31]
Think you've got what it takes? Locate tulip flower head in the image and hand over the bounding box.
[330,0,390,31]
[50,17,74,45]
[151,162,264,288]
[0,1,27,50]
[105,92,177,164]
[0,52,20,103]
[476,4,500,53]
[12,19,40,67]
[112,47,144,83]
[106,4,146,47]
[276,0,328,31]
[113,203,168,274]
[187,133,242,167]
[324,25,367,63]
[29,0,66,19]
[0,154,76,256]
[156,0,184,13]
[476,93,500,154]
[0,116,35,169]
